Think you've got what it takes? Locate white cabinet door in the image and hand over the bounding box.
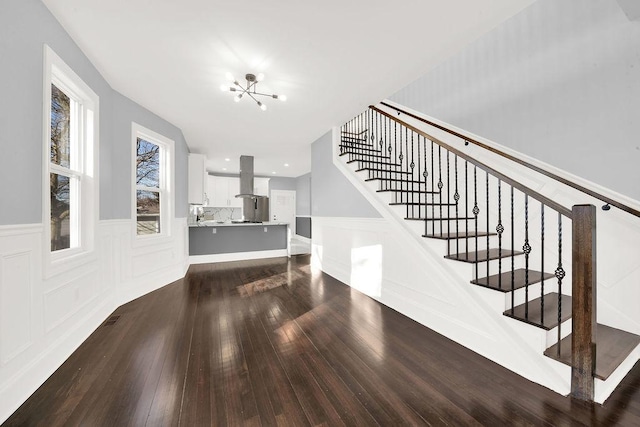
[187,154,206,204]
[204,175,216,206]
[228,177,242,207]
[211,176,229,206]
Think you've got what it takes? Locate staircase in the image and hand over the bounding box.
[338,103,640,402]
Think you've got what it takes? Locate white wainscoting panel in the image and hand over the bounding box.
[0,250,33,365]
[0,217,189,424]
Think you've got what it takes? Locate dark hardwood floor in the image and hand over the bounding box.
[4,255,640,426]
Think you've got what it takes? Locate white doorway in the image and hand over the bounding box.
[270,190,296,234]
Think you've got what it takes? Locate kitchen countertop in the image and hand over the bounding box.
[189,221,289,228]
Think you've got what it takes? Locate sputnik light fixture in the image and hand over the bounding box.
[220,73,286,111]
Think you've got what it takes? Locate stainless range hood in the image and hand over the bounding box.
[235,155,265,199]
[236,155,269,222]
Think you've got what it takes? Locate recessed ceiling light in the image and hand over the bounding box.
[272,171,276,174]
[222,168,227,171]
[225,158,230,162]
[284,163,289,167]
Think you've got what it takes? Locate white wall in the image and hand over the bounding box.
[390,0,640,202]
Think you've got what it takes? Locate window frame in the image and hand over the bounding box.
[131,122,174,244]
[42,45,99,276]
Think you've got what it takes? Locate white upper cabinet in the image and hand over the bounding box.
[188,154,206,204]
[209,176,242,207]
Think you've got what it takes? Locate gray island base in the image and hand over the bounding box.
[189,223,289,264]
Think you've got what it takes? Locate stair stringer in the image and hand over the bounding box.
[326,126,573,396]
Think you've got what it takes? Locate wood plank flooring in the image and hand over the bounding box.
[4,254,640,426]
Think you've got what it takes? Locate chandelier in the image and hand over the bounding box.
[220,73,286,111]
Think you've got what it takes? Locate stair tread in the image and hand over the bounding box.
[358,168,412,174]
[366,178,427,184]
[423,231,497,239]
[340,152,390,159]
[471,268,555,292]
[348,160,401,167]
[406,217,476,221]
[445,248,524,263]
[390,202,456,206]
[503,292,571,330]
[544,324,640,380]
[377,189,438,194]
[341,142,376,149]
[341,149,383,155]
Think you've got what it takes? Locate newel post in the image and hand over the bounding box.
[571,204,597,401]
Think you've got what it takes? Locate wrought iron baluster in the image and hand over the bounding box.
[523,194,530,319]
[454,154,460,255]
[410,130,415,218]
[465,162,469,256]
[486,171,490,279]
[473,166,478,269]
[438,146,443,235]
[555,213,565,356]
[431,140,435,235]
[510,186,515,313]
[540,204,545,326]
[423,138,429,236]
[497,180,503,289]
[446,150,451,252]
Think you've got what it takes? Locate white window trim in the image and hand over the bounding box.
[42,45,99,278]
[131,122,175,246]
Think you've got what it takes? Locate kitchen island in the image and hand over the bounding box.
[189,222,290,264]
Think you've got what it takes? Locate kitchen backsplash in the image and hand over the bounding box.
[189,206,242,223]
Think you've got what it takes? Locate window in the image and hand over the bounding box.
[44,45,98,268]
[132,123,174,239]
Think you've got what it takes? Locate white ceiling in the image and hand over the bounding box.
[42,0,534,178]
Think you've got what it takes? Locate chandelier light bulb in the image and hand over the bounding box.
[279,95,287,102]
[220,84,229,92]
[234,94,242,102]
[256,73,265,82]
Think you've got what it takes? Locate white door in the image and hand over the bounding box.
[270,190,296,233]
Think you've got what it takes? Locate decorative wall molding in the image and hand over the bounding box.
[0,216,189,424]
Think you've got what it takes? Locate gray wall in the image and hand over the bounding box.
[390,0,640,201]
[268,177,297,192]
[0,0,189,225]
[189,225,287,255]
[311,131,380,218]
[295,173,311,216]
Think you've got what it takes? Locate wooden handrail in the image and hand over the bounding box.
[379,101,640,219]
[371,106,573,218]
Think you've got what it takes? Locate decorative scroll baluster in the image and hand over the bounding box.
[431,141,435,235]
[510,186,515,313]
[410,130,415,218]
[423,138,429,237]
[523,194,530,319]
[454,155,460,255]
[540,204,545,326]
[446,151,451,251]
[473,166,478,268]
[465,162,469,256]
[555,213,565,357]
[497,180,503,289]
[438,146,443,234]
[486,172,490,279]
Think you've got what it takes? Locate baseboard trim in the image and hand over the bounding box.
[189,249,288,264]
